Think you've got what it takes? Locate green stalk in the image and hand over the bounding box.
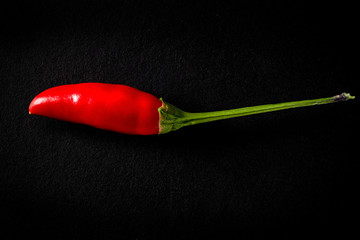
[158,93,354,134]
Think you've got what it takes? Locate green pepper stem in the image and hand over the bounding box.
[158,93,355,134]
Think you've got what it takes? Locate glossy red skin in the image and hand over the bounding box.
[29,83,163,135]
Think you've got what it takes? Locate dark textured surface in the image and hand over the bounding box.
[0,1,357,239]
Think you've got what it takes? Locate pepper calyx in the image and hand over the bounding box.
[158,98,188,134]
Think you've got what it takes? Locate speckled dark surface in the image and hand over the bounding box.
[0,1,357,239]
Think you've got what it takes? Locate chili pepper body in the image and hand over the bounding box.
[29,83,163,135]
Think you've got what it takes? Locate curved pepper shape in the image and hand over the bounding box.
[29,83,354,135]
[29,83,162,135]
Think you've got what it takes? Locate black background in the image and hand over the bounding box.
[0,0,358,239]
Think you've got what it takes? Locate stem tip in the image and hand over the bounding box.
[334,93,355,102]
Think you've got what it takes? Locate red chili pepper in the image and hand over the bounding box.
[29,83,354,135]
